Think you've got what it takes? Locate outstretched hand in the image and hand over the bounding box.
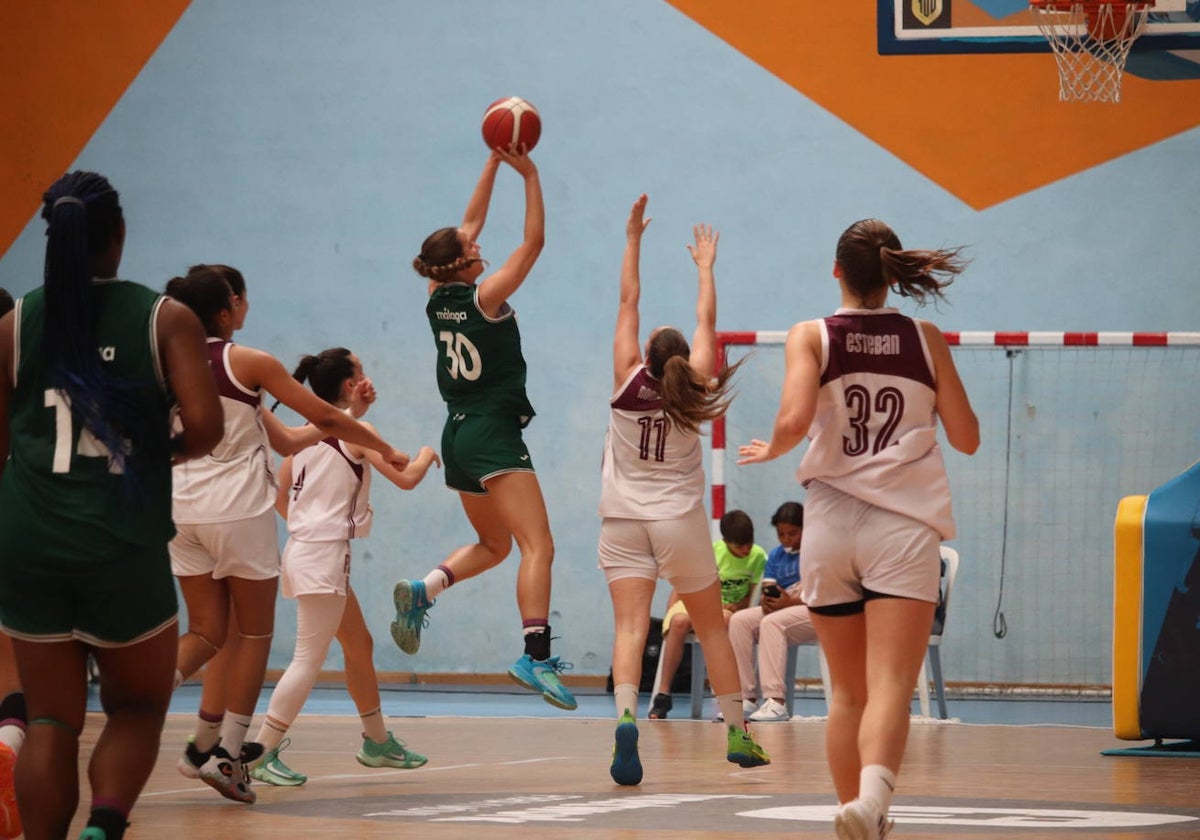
[627,194,651,242]
[737,439,775,465]
[687,224,718,268]
[417,445,442,469]
[496,144,538,177]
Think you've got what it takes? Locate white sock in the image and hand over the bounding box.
[255,716,289,755]
[859,764,897,814]
[0,724,24,754]
[193,714,223,752]
[360,706,388,743]
[614,683,638,720]
[220,712,253,757]
[422,568,450,599]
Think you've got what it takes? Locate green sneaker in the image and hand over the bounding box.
[610,709,642,786]
[250,737,307,786]
[356,731,428,769]
[78,830,106,840]
[726,725,770,768]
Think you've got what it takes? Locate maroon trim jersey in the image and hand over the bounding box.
[285,437,373,541]
[797,308,956,539]
[172,338,277,523]
[598,365,705,519]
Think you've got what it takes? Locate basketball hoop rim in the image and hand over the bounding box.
[1028,0,1153,9]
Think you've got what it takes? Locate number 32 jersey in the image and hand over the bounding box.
[797,308,956,539]
[598,365,704,520]
[426,282,535,422]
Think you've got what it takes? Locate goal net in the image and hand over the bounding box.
[712,330,1200,695]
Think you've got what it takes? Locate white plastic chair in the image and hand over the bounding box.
[783,544,959,719]
[649,582,762,719]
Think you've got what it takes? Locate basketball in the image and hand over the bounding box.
[481,97,541,153]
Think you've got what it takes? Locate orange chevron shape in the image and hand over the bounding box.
[0,1,192,259]
[667,0,1200,209]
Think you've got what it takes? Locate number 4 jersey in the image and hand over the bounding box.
[598,365,705,520]
[797,308,955,539]
[426,282,534,422]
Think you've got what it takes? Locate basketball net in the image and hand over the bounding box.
[1029,2,1152,103]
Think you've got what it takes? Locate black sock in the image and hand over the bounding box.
[0,692,25,725]
[524,627,551,661]
[87,807,128,840]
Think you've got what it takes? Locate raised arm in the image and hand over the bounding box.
[235,346,410,470]
[613,194,650,390]
[687,224,718,378]
[461,153,502,242]
[738,320,822,465]
[475,148,545,318]
[259,377,375,456]
[921,320,980,455]
[157,298,224,460]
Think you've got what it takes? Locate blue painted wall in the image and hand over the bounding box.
[1,0,1198,684]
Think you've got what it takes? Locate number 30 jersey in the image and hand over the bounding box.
[797,308,955,539]
[598,365,705,520]
[426,282,535,422]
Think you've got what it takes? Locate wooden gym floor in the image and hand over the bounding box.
[61,709,1200,839]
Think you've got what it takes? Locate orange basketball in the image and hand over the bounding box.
[481,97,541,153]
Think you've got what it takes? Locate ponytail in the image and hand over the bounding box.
[836,219,968,306]
[413,226,482,282]
[648,328,742,435]
[272,348,354,410]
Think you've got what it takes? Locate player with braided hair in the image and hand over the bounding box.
[392,147,576,711]
[0,171,223,840]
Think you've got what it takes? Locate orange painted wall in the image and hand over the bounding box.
[667,0,1200,208]
[0,1,191,258]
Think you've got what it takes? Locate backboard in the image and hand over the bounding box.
[878,0,1200,79]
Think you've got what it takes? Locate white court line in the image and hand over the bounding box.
[140,758,575,798]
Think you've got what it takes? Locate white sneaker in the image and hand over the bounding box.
[835,798,893,840]
[713,699,759,722]
[749,698,791,722]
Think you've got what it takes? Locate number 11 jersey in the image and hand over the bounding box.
[599,365,704,520]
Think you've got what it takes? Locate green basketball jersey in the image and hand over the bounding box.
[426,282,535,421]
[0,280,175,562]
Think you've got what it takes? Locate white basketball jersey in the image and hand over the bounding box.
[173,339,277,523]
[598,365,705,519]
[284,437,373,542]
[797,309,956,539]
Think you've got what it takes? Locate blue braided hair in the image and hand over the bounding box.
[40,170,145,474]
